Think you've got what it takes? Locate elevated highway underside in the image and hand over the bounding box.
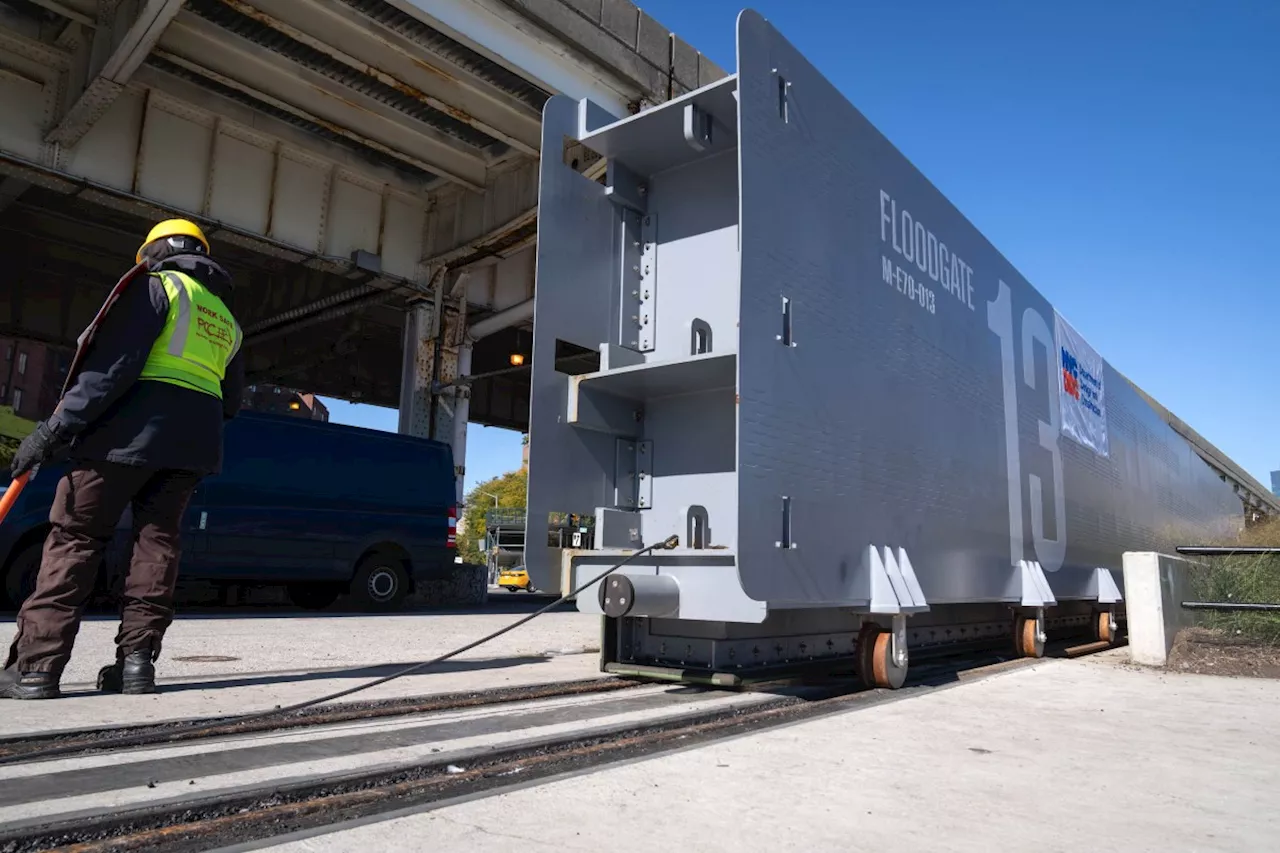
[0,177,528,426]
[0,0,724,451]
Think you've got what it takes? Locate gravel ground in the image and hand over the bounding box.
[1166,627,1280,679]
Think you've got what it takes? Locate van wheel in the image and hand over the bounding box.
[351,553,409,611]
[3,542,42,609]
[287,583,342,611]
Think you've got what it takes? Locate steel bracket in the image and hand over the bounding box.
[683,103,713,151]
[1018,560,1058,607]
[606,159,648,213]
[864,546,929,614]
[1088,567,1124,604]
[637,215,657,352]
[614,439,653,511]
[618,212,657,352]
[890,614,908,668]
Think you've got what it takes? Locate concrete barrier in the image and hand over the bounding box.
[1121,551,1200,666]
[410,563,489,608]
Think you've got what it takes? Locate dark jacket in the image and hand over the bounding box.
[49,254,245,476]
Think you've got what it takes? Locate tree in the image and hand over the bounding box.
[457,466,528,566]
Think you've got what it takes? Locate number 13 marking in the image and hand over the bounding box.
[987,280,1066,572]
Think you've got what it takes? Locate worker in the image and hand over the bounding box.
[0,219,245,700]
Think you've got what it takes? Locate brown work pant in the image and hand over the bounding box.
[5,462,201,676]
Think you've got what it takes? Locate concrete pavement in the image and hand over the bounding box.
[255,650,1280,853]
[0,683,774,831]
[4,599,1276,853]
[0,601,601,736]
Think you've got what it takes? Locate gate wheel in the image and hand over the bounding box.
[1095,611,1115,644]
[856,623,908,690]
[1014,616,1045,658]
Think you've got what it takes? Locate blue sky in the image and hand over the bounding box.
[318,398,524,494]
[326,0,1279,488]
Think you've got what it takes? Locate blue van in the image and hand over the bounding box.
[0,411,458,611]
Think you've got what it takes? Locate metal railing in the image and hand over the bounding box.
[1172,545,1280,643]
[485,507,528,528]
[1180,601,1280,613]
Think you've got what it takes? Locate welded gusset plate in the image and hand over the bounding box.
[731,10,1237,608]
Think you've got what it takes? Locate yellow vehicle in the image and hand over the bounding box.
[497,566,535,592]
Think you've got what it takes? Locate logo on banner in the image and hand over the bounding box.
[1060,348,1097,412]
[1054,313,1108,457]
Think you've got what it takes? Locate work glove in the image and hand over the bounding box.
[10,421,71,478]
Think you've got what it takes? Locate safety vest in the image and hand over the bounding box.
[138,270,242,399]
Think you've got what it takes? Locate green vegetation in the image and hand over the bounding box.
[457,466,528,565]
[0,406,37,471]
[0,406,37,440]
[1184,517,1280,644]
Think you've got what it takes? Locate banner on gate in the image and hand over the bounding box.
[1054,311,1109,457]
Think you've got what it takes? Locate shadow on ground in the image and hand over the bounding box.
[0,592,577,621]
[53,654,554,695]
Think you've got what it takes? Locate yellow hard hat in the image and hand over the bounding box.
[136,218,210,263]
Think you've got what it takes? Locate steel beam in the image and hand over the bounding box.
[384,0,634,117]
[149,50,450,195]
[221,0,542,156]
[46,0,185,147]
[0,151,426,290]
[160,11,488,191]
[246,288,401,345]
[26,0,96,28]
[133,62,432,196]
[0,24,72,67]
[424,205,536,269]
[466,297,533,341]
[398,301,433,437]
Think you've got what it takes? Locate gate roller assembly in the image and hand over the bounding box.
[599,574,680,619]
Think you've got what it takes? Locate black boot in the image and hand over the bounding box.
[97,651,156,695]
[0,667,61,700]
